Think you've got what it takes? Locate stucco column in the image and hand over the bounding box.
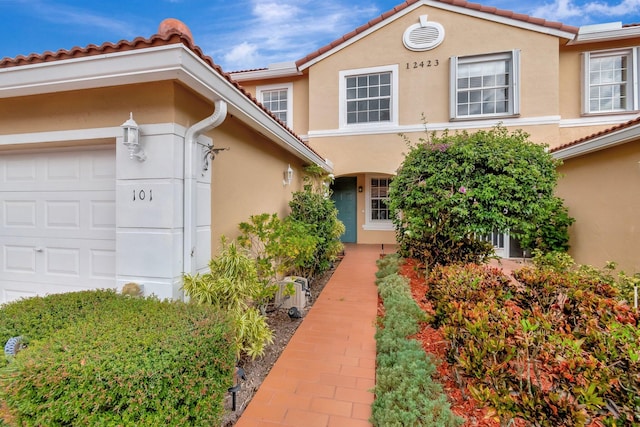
[115,123,211,300]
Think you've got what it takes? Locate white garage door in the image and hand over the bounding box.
[0,147,116,304]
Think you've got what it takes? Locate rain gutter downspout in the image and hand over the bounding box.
[183,99,227,290]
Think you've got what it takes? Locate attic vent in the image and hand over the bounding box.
[403,15,445,51]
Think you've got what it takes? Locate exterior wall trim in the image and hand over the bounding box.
[307,115,561,138]
[559,113,640,128]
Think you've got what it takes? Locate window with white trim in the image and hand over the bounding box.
[583,48,639,114]
[450,50,520,119]
[364,176,394,230]
[257,83,293,127]
[339,65,399,128]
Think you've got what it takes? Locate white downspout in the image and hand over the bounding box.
[183,99,228,294]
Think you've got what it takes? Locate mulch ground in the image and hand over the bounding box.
[398,259,500,427]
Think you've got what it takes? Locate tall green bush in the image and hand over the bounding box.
[183,240,273,359]
[289,165,345,279]
[238,212,318,290]
[390,126,574,267]
[0,290,234,426]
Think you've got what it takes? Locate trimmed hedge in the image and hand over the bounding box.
[372,255,462,427]
[0,290,235,426]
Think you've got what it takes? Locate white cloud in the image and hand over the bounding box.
[253,2,301,22]
[223,42,262,70]
[203,0,380,70]
[530,0,640,23]
[16,0,136,39]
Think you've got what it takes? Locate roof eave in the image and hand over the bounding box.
[552,123,640,160]
[0,44,332,172]
[568,25,640,45]
[230,62,302,82]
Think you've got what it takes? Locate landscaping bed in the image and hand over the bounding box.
[221,263,337,426]
[388,255,640,426]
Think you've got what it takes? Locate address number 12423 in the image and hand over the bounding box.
[406,59,439,69]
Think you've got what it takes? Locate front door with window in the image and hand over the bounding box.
[331,177,357,243]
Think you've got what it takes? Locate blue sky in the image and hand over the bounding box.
[0,0,639,71]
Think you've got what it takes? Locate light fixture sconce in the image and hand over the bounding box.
[358,186,363,193]
[121,112,146,162]
[283,164,293,186]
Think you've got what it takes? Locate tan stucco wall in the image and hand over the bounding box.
[307,5,561,131]
[556,141,640,273]
[209,115,306,253]
[0,82,181,136]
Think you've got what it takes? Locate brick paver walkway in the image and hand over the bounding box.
[235,244,381,427]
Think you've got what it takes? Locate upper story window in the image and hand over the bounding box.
[583,48,638,114]
[257,83,293,127]
[450,50,520,120]
[339,65,399,129]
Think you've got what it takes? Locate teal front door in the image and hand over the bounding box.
[332,177,357,243]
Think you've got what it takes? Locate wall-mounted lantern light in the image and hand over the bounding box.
[283,164,293,186]
[358,186,363,193]
[121,112,146,162]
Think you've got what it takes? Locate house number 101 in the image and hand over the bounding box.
[132,189,153,201]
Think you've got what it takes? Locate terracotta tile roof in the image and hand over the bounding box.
[0,23,325,163]
[550,115,640,152]
[296,0,579,67]
[228,67,269,74]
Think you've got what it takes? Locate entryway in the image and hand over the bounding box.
[331,177,357,243]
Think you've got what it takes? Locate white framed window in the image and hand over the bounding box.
[339,65,399,129]
[583,48,639,114]
[363,175,394,231]
[257,83,293,127]
[450,50,520,120]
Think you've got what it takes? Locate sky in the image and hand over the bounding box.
[0,0,639,71]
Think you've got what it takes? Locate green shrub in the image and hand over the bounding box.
[0,290,235,426]
[289,165,345,279]
[375,253,403,283]
[237,212,319,305]
[390,125,573,267]
[372,256,462,427]
[183,240,273,359]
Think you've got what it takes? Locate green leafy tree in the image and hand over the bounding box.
[390,125,573,267]
[289,165,345,279]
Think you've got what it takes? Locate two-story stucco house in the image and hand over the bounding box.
[2,0,639,304]
[231,0,640,273]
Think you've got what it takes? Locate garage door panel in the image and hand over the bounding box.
[4,244,36,274]
[0,151,115,192]
[1,191,115,239]
[2,237,115,284]
[0,148,116,304]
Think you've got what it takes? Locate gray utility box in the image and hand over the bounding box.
[274,276,309,310]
